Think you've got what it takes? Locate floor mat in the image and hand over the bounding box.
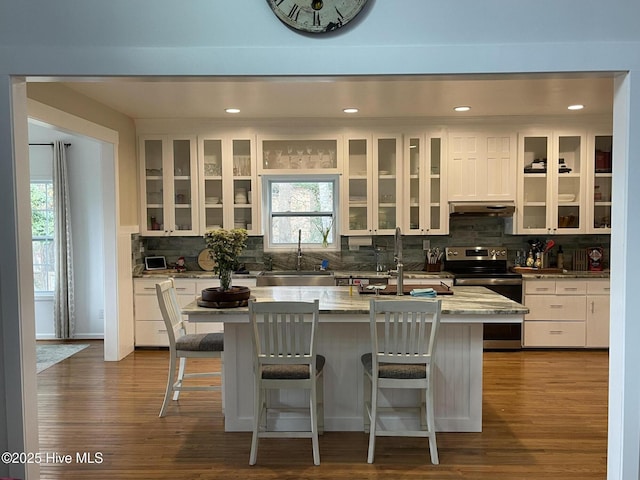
[36,343,89,373]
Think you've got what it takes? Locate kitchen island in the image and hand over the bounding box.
[182,286,527,433]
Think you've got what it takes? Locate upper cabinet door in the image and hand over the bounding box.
[554,132,586,234]
[403,132,448,235]
[257,135,341,174]
[343,136,373,235]
[447,131,517,201]
[199,136,259,235]
[588,132,612,234]
[514,130,588,235]
[139,135,198,236]
[373,134,403,235]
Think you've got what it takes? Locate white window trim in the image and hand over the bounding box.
[262,174,340,253]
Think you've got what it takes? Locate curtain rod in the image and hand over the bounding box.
[29,142,71,147]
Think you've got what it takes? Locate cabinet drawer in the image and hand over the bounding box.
[525,295,586,321]
[134,279,162,295]
[524,321,586,347]
[586,279,610,295]
[555,280,586,295]
[135,320,170,347]
[135,278,197,295]
[135,320,196,346]
[524,280,556,295]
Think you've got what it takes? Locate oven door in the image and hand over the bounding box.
[454,277,523,350]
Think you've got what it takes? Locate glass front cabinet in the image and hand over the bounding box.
[588,133,612,233]
[343,136,372,234]
[139,135,199,236]
[516,131,587,235]
[403,133,448,235]
[343,134,402,235]
[199,136,259,235]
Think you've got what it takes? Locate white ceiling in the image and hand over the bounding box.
[55,73,615,121]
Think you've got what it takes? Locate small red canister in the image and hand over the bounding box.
[587,247,604,271]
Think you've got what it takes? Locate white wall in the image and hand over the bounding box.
[2,1,640,479]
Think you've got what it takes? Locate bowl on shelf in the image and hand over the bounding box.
[558,193,575,203]
[206,196,219,204]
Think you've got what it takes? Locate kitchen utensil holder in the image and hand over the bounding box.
[425,262,442,272]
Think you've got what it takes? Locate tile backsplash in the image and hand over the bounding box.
[133,216,611,273]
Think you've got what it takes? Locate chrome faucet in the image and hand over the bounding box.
[296,229,302,271]
[393,227,404,296]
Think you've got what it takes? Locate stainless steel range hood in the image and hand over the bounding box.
[449,201,516,217]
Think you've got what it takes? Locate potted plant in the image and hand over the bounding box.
[200,228,250,307]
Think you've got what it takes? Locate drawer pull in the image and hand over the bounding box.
[535,288,551,292]
[549,304,563,309]
[143,287,155,291]
[157,329,167,334]
[549,330,564,335]
[563,288,578,291]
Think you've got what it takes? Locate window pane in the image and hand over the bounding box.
[271,182,334,213]
[31,181,55,292]
[271,216,334,244]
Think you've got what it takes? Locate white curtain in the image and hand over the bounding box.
[53,141,75,339]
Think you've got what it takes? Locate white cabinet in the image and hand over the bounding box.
[342,134,402,235]
[258,135,341,173]
[447,131,517,201]
[199,136,259,235]
[514,130,587,235]
[403,132,448,235]
[587,132,612,233]
[523,278,609,348]
[586,280,610,347]
[134,276,258,346]
[134,278,198,347]
[139,135,199,236]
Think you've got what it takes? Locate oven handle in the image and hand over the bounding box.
[454,278,523,286]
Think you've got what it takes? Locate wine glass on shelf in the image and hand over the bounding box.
[263,150,270,169]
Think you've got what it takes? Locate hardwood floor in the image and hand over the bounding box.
[37,342,608,479]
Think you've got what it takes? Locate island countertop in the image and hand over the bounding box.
[182,285,528,320]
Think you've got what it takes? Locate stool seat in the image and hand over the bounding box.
[176,333,224,352]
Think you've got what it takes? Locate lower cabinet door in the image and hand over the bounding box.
[524,321,586,347]
[135,320,170,347]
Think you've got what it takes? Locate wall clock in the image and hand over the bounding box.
[267,0,368,34]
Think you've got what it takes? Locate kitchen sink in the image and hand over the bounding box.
[256,270,335,286]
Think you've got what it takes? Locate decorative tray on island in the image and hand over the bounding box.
[358,283,453,295]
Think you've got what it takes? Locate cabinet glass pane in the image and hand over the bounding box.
[144,139,164,231]
[347,139,369,232]
[172,139,193,232]
[522,137,548,231]
[233,139,253,230]
[377,137,397,231]
[557,135,581,230]
[408,137,420,232]
[429,138,442,230]
[203,139,224,230]
[593,135,612,230]
[262,139,337,169]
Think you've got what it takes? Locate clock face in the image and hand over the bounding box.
[267,0,368,34]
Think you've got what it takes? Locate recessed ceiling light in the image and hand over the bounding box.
[568,104,585,111]
[454,106,471,112]
[225,108,241,114]
[343,108,359,114]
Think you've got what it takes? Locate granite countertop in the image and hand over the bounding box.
[133,269,454,280]
[182,285,528,321]
[519,270,610,279]
[332,270,454,279]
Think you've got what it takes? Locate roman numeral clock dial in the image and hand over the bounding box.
[267,0,368,33]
